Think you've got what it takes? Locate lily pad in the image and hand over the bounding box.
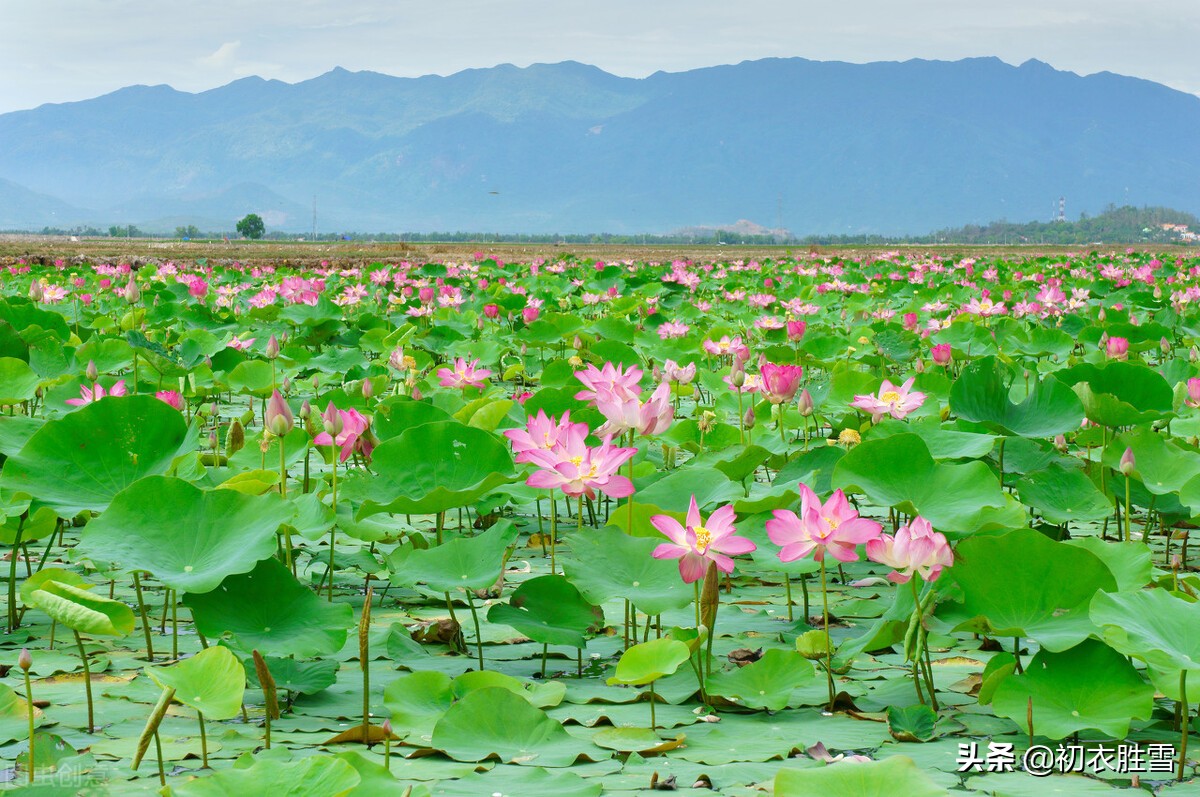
[147,645,246,720]
[78,476,291,593]
[949,357,1083,437]
[706,649,814,711]
[388,520,518,592]
[486,575,602,648]
[29,581,135,636]
[560,526,694,616]
[775,755,947,796]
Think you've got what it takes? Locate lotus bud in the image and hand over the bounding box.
[797,389,814,417]
[17,648,31,672]
[743,407,755,429]
[1054,434,1067,453]
[476,316,485,331]
[1161,337,1171,356]
[520,343,528,356]
[652,364,662,382]
[729,360,746,387]
[208,431,219,451]
[483,303,499,319]
[282,376,292,394]
[1192,347,1200,363]
[411,385,424,401]
[29,280,43,301]
[312,374,321,390]
[914,358,925,373]
[786,320,806,342]
[361,379,374,398]
[939,404,951,421]
[1154,285,1162,299]
[322,401,344,436]
[208,402,218,417]
[265,389,294,436]
[1098,308,1106,322]
[573,335,584,350]
[1119,447,1136,475]
[226,418,245,457]
[86,359,98,381]
[123,276,140,304]
[265,334,279,360]
[298,399,312,420]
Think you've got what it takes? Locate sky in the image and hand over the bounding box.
[2,0,1199,114]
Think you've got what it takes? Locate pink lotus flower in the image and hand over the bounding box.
[662,359,696,385]
[595,381,674,437]
[437,357,493,389]
[522,307,540,324]
[766,485,882,563]
[931,343,952,367]
[66,380,127,406]
[760,363,804,404]
[483,303,500,319]
[503,410,588,467]
[264,389,295,436]
[155,390,184,411]
[575,361,643,403]
[786,320,806,342]
[850,377,926,421]
[227,336,256,351]
[1185,377,1200,408]
[651,495,756,583]
[525,437,637,500]
[1105,336,1129,360]
[313,404,374,462]
[703,335,750,360]
[865,515,953,583]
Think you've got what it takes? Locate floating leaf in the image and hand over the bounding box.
[560,526,694,616]
[388,520,518,592]
[949,357,1083,437]
[706,649,814,711]
[29,581,135,636]
[486,574,602,648]
[775,755,947,796]
[147,645,246,720]
[607,638,691,686]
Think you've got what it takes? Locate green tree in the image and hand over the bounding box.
[236,214,265,240]
[174,225,201,239]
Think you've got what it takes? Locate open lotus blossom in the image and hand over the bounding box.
[503,409,588,467]
[760,363,804,404]
[66,380,127,406]
[1185,377,1200,408]
[524,437,637,500]
[865,516,953,583]
[595,381,674,437]
[930,343,952,366]
[662,359,697,384]
[850,377,926,421]
[313,404,375,462]
[437,357,493,389]
[574,361,643,403]
[651,495,756,583]
[227,336,256,351]
[766,484,882,563]
[154,390,184,410]
[703,335,750,361]
[1105,336,1130,360]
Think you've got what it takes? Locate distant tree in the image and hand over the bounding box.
[174,225,201,239]
[108,224,142,238]
[236,213,265,239]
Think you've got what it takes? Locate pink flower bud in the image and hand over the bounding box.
[265,389,294,436]
[265,334,280,360]
[786,320,806,342]
[362,378,374,398]
[18,648,32,672]
[1119,447,1136,475]
[86,360,99,381]
[483,303,499,319]
[931,343,952,367]
[797,389,814,417]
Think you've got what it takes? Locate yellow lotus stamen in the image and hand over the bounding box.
[881,390,902,403]
[693,525,713,553]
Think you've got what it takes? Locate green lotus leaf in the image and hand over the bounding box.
[431,687,605,767]
[486,574,602,648]
[706,649,815,711]
[886,704,938,742]
[0,357,40,404]
[560,526,694,616]
[19,568,92,605]
[1062,537,1152,593]
[427,766,600,797]
[832,433,1019,533]
[29,581,135,636]
[775,755,947,797]
[944,528,1116,651]
[0,395,192,515]
[184,557,353,658]
[869,417,997,459]
[345,420,514,517]
[1104,426,1200,497]
[1,504,59,545]
[383,670,453,740]
[371,396,454,440]
[169,752,360,797]
[1090,589,1200,678]
[607,638,691,686]
[78,476,291,593]
[387,520,518,592]
[991,639,1154,740]
[632,467,741,514]
[147,645,246,720]
[1058,361,1173,427]
[1014,464,1113,524]
[451,671,566,708]
[244,656,338,696]
[948,356,1083,437]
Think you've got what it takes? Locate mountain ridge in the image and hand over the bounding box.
[1,56,1197,234]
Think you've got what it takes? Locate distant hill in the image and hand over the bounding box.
[1,57,1198,235]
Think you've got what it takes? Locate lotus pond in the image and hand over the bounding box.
[0,249,1198,795]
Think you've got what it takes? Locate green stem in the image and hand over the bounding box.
[198,712,208,768]
[820,558,835,711]
[132,572,155,662]
[7,513,26,633]
[280,439,294,575]
[550,497,558,575]
[465,589,485,671]
[784,575,793,622]
[626,430,636,533]
[75,631,94,733]
[649,681,657,731]
[23,668,34,784]
[909,578,927,706]
[327,449,338,601]
[171,590,178,660]
[1124,477,1132,543]
[1180,670,1189,782]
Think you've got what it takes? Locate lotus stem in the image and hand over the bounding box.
[21,654,33,784]
[328,447,338,601]
[153,729,165,786]
[132,572,155,662]
[626,429,636,532]
[784,575,793,622]
[549,496,558,575]
[74,631,94,733]
[1180,670,1189,782]
[360,586,373,745]
[280,439,294,575]
[7,512,26,633]
[820,558,835,711]
[648,680,657,731]
[132,685,175,771]
[465,588,485,671]
[909,579,927,706]
[252,650,278,749]
[198,711,208,768]
[1124,477,1132,543]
